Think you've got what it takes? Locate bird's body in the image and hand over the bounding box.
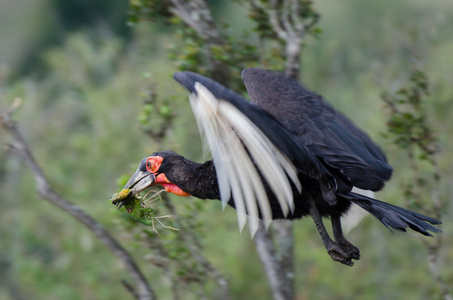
[114,68,441,266]
[155,150,351,220]
[243,69,392,192]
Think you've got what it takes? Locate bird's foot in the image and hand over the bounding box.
[338,240,360,261]
[326,242,360,267]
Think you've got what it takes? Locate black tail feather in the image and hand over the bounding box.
[341,192,442,236]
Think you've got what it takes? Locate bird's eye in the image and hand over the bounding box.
[145,156,163,174]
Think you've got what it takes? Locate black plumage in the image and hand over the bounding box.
[241,68,393,192]
[117,68,441,266]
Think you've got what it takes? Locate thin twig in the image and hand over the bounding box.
[0,105,155,300]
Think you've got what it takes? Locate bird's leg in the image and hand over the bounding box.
[331,215,360,261]
[307,195,356,266]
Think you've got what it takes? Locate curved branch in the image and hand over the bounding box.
[1,105,155,300]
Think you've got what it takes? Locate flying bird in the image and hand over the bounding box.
[113,68,441,266]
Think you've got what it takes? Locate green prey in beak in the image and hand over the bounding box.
[111,158,156,210]
[110,158,178,232]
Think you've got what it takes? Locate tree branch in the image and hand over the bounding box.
[0,102,155,300]
[168,0,231,85]
[253,223,291,300]
[145,2,320,298]
[266,0,319,78]
[268,0,288,41]
[255,2,319,296]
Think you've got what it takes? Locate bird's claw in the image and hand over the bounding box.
[338,241,361,261]
[115,201,125,210]
[111,189,133,210]
[327,242,360,267]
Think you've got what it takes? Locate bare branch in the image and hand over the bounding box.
[0,107,155,300]
[268,0,288,40]
[253,224,290,300]
[169,0,223,45]
[290,0,304,33]
[281,0,295,38]
[266,0,308,78]
[142,2,319,298]
[273,221,295,299]
[249,2,318,297]
[121,280,140,299]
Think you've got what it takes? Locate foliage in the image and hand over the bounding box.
[137,75,175,144]
[126,2,324,299]
[382,66,450,299]
[382,68,437,163]
[129,0,173,24]
[1,0,453,299]
[127,0,316,90]
[382,67,440,211]
[113,97,222,298]
[239,0,322,40]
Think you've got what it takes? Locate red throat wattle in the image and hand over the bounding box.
[146,156,190,197]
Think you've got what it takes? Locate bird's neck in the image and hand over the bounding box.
[168,159,221,200]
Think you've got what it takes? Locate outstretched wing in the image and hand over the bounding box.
[174,71,336,236]
[242,68,393,191]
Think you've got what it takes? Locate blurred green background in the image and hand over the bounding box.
[1,0,452,299]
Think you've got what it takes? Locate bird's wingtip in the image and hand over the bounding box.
[173,71,200,94]
[240,68,252,77]
[241,67,262,79]
[172,71,184,81]
[173,71,192,84]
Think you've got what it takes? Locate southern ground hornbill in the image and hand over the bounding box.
[112,68,441,266]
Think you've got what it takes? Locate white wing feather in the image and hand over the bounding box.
[189,82,301,237]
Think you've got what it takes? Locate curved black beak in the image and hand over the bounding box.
[111,165,155,209]
[123,168,156,195]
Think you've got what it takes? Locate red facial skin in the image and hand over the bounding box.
[146,156,191,197]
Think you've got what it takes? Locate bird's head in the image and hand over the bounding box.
[111,151,190,209]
